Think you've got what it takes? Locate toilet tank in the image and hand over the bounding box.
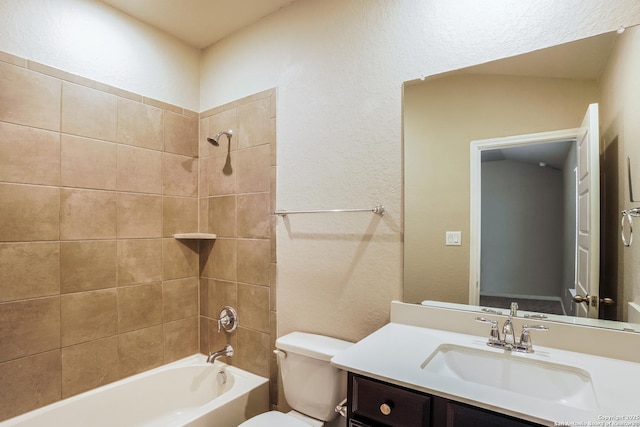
[275,332,353,422]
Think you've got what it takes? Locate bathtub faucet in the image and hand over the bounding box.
[207,344,234,363]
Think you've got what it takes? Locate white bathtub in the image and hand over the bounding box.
[1,354,269,427]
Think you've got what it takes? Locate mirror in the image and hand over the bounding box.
[403,25,640,331]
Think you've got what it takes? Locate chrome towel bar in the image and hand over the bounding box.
[273,205,385,217]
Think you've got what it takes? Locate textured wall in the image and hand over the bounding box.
[200,0,640,342]
[0,52,200,421]
[0,0,200,111]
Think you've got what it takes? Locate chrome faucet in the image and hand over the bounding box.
[475,302,549,353]
[207,344,234,363]
[501,302,518,349]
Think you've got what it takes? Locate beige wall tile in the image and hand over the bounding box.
[60,188,116,240]
[163,197,198,237]
[117,283,162,333]
[202,238,236,281]
[61,82,117,141]
[61,337,119,398]
[117,98,163,150]
[0,183,59,242]
[0,297,60,362]
[117,145,162,194]
[199,147,209,196]
[238,283,270,333]
[162,278,198,322]
[117,239,162,285]
[199,197,209,234]
[199,279,209,319]
[162,238,198,280]
[270,263,277,311]
[60,240,117,293]
[61,135,117,190]
[206,279,237,319]
[0,50,27,67]
[164,111,198,157]
[61,289,117,347]
[237,145,271,193]
[236,327,270,377]
[208,153,236,196]
[237,193,270,238]
[199,116,210,158]
[118,326,163,378]
[164,317,198,362]
[238,98,272,149]
[0,242,60,302]
[162,153,197,197]
[208,195,237,237]
[0,61,60,131]
[199,316,209,354]
[0,122,60,185]
[237,239,270,286]
[0,351,61,422]
[116,193,162,239]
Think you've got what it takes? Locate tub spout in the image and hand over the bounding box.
[207,344,234,363]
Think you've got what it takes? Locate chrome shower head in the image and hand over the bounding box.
[207,129,233,146]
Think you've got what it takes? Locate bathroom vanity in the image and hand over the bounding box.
[347,373,541,426]
[331,302,640,427]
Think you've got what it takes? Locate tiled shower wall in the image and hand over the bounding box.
[0,52,201,421]
[198,89,278,406]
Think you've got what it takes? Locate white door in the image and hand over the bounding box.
[575,103,600,318]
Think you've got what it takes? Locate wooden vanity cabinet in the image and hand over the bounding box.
[347,373,544,427]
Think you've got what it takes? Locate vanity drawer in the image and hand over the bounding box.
[350,374,431,427]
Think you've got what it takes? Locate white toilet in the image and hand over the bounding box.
[239,332,353,427]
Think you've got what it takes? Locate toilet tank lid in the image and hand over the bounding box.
[276,332,353,361]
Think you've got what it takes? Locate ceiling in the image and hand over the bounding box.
[100,0,296,49]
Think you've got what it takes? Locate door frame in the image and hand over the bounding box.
[468,128,581,305]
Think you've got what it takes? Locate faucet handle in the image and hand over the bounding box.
[475,317,501,346]
[216,306,238,333]
[519,324,549,353]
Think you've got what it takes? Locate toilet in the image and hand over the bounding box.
[239,332,353,427]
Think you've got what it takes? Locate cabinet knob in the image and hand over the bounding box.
[379,402,393,416]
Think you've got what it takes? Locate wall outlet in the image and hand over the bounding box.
[446,231,462,246]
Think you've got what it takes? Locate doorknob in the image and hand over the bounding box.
[573,295,615,305]
[573,295,592,304]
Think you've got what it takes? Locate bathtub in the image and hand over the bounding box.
[1,354,269,427]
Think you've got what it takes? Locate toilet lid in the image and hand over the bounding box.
[239,411,312,427]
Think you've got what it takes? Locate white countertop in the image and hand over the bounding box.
[331,322,640,426]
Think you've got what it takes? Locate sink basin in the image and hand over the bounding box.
[421,344,598,410]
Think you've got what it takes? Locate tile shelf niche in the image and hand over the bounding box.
[173,233,217,240]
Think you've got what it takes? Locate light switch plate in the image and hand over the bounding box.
[446,231,461,246]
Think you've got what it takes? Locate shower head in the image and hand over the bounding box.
[207,129,233,146]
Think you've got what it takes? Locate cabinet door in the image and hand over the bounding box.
[349,374,431,427]
[433,398,543,427]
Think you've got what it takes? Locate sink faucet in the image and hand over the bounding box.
[475,302,549,353]
[502,302,518,349]
[207,344,234,363]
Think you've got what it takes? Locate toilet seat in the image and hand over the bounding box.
[239,411,312,427]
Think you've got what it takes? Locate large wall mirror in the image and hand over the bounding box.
[404,25,640,331]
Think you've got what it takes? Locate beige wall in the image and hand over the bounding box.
[404,73,598,304]
[600,24,640,321]
[197,89,278,406]
[0,52,200,421]
[199,0,640,344]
